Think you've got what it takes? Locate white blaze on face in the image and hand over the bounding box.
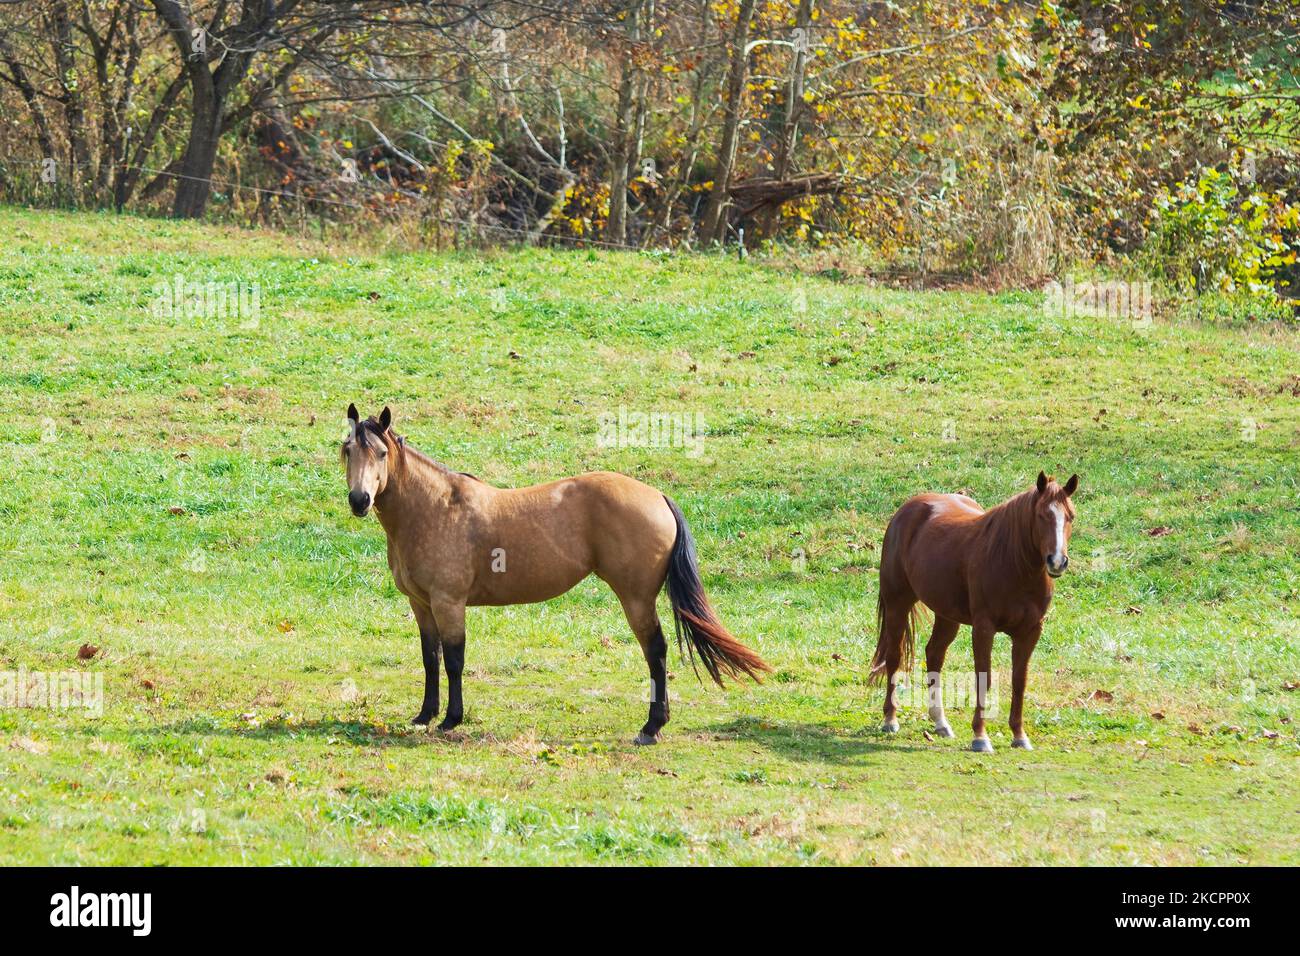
[1048,502,1066,568]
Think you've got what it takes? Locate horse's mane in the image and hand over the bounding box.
[976,487,1039,575]
[403,436,477,479]
[351,415,485,493]
[398,437,458,477]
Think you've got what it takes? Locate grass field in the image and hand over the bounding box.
[0,206,1297,865]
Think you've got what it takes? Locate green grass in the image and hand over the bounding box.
[0,206,1297,865]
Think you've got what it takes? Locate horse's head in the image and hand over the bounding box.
[1033,471,1079,578]
[342,403,394,517]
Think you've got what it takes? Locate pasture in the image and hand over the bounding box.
[0,206,1297,865]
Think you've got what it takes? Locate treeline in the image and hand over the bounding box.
[1,1,1297,297]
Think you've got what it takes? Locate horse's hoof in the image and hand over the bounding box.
[881,720,900,734]
[436,716,463,732]
[411,713,434,727]
[970,738,994,753]
[633,731,660,746]
[1012,737,1033,750]
[933,723,955,738]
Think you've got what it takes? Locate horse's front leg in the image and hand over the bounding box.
[1009,623,1042,750]
[970,622,996,752]
[410,599,440,726]
[430,599,467,732]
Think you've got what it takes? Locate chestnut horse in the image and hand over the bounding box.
[870,472,1079,752]
[341,404,770,743]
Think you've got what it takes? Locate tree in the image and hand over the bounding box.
[606,0,646,246]
[699,0,756,244]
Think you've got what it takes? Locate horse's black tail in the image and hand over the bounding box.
[662,495,772,686]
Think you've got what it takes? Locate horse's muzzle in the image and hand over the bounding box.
[348,490,371,517]
[1045,554,1068,577]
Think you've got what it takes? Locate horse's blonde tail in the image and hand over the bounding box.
[662,496,772,686]
[869,518,922,683]
[869,596,921,684]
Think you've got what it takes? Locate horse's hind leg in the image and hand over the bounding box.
[878,598,916,733]
[429,599,466,732]
[613,589,670,745]
[924,616,960,738]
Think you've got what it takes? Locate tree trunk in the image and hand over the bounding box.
[625,0,655,243]
[49,1,92,200]
[151,0,262,219]
[606,0,644,246]
[759,0,814,239]
[0,39,58,160]
[116,72,186,210]
[699,0,757,244]
[172,84,222,218]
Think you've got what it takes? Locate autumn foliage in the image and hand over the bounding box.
[1,1,1297,301]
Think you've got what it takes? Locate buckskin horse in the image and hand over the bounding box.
[869,472,1079,752]
[341,404,770,742]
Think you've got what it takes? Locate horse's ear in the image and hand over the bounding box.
[1063,474,1079,497]
[1036,471,1048,494]
[379,406,392,431]
[347,403,359,423]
